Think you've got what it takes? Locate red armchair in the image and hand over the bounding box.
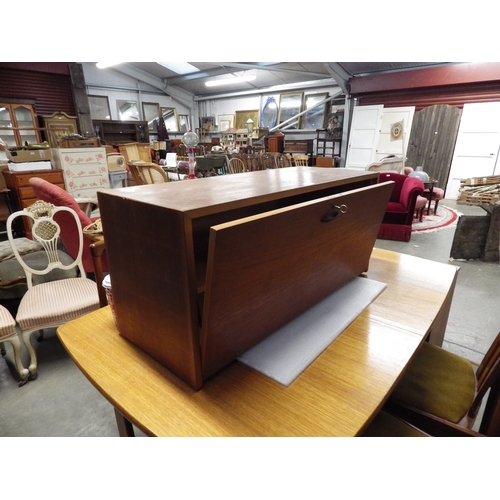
[29,177,108,275]
[377,171,424,242]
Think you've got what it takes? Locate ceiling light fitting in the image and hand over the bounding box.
[157,62,199,74]
[205,75,256,87]
[96,62,123,69]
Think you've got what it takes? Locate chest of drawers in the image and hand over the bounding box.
[2,168,65,238]
[51,147,110,200]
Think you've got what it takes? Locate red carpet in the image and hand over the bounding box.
[412,206,460,233]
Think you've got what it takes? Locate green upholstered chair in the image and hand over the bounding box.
[387,334,500,436]
[361,410,429,437]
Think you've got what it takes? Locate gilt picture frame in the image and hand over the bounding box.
[278,92,303,129]
[235,110,259,130]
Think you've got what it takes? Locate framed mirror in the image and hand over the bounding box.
[260,97,278,128]
[178,114,190,132]
[278,92,303,129]
[142,102,160,133]
[302,93,328,129]
[160,107,178,132]
[117,100,139,121]
[88,95,111,120]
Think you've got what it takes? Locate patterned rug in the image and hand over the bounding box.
[412,206,461,233]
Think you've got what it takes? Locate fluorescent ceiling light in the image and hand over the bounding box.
[157,62,199,74]
[96,62,123,69]
[205,75,256,87]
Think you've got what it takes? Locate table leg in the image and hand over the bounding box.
[114,408,135,437]
[426,184,435,215]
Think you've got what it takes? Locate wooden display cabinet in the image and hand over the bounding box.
[93,120,149,145]
[98,168,392,390]
[0,103,42,148]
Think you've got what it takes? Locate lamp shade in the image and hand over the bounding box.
[182,130,199,148]
[246,118,254,135]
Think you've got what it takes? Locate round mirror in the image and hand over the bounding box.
[260,97,278,128]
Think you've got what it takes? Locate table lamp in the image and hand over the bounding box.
[246,118,254,148]
[182,130,199,179]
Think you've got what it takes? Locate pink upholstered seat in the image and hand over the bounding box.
[415,195,428,221]
[425,187,445,214]
[29,177,108,274]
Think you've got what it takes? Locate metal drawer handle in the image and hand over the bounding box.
[321,204,348,223]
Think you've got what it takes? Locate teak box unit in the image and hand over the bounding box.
[98,167,392,389]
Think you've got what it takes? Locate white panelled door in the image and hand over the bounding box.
[446,102,500,199]
[375,106,415,162]
[345,105,384,170]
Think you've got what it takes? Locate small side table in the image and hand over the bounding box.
[422,179,437,215]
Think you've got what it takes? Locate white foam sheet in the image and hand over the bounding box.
[238,277,387,386]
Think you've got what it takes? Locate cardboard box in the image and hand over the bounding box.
[7,148,52,163]
[8,161,52,172]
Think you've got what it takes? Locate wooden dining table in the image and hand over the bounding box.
[57,248,459,437]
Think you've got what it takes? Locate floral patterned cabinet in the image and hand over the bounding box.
[51,147,110,200]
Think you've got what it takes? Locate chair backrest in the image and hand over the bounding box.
[367,156,404,173]
[470,331,500,426]
[260,153,276,170]
[7,201,85,288]
[227,158,246,174]
[294,155,309,166]
[29,177,104,274]
[128,161,169,185]
[275,154,292,168]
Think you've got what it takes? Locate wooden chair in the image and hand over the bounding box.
[6,201,100,384]
[260,153,276,170]
[128,161,169,185]
[275,154,292,168]
[362,410,429,437]
[227,158,246,174]
[293,154,309,166]
[386,330,500,436]
[0,305,28,386]
[362,409,482,437]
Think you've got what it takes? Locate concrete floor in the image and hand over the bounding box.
[1,199,499,437]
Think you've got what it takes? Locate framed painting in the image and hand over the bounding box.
[218,114,234,132]
[278,92,303,129]
[235,110,259,130]
[302,93,328,129]
[325,111,344,139]
[200,116,216,132]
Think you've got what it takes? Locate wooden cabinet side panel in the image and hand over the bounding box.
[98,192,203,389]
[201,182,394,379]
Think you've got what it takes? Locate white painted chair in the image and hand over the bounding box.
[7,200,100,384]
[0,305,28,386]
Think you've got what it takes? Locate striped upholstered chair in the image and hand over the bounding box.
[0,305,29,385]
[6,200,100,384]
